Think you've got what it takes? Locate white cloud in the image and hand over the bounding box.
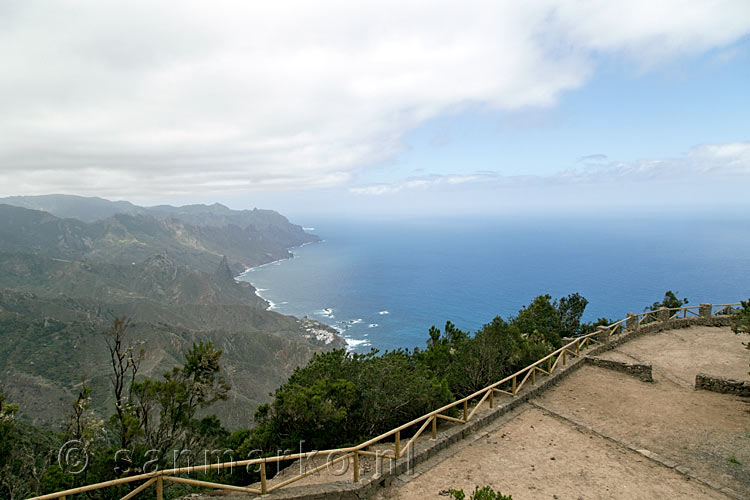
[566,141,750,181]
[349,174,493,195]
[0,0,749,197]
[577,154,608,163]
[350,141,750,194]
[340,141,750,216]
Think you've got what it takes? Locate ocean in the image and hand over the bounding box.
[237,215,750,353]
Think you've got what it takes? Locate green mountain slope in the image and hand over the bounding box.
[0,194,142,222]
[0,199,341,430]
[0,196,318,272]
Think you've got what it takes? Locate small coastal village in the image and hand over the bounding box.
[298,316,340,346]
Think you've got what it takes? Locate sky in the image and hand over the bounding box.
[1,0,749,218]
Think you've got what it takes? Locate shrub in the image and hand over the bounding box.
[647,290,688,312]
[730,298,750,335]
[449,485,513,500]
[730,298,750,375]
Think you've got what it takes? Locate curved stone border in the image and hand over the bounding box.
[586,357,653,382]
[695,373,750,397]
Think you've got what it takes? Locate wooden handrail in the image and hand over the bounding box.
[162,476,260,494]
[29,472,165,500]
[119,478,157,500]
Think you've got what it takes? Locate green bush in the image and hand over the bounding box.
[450,485,513,500]
[647,290,688,312]
[730,298,750,376]
[730,298,750,335]
[248,348,454,452]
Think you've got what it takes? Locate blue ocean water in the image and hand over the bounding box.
[237,215,750,353]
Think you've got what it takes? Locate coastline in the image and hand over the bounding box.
[237,253,300,310]
[235,239,323,310]
[233,239,352,349]
[235,238,372,352]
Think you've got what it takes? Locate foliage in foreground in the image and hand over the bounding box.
[449,485,513,500]
[0,321,238,499]
[730,298,750,375]
[647,290,688,311]
[730,298,750,336]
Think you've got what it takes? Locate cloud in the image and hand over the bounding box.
[577,154,608,163]
[1,1,749,197]
[340,141,750,216]
[350,141,750,194]
[350,173,495,195]
[565,141,750,181]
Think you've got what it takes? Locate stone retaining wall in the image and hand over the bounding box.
[695,372,750,397]
[585,357,653,382]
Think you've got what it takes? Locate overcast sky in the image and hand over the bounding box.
[1,1,749,217]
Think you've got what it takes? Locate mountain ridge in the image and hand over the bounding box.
[0,196,341,430]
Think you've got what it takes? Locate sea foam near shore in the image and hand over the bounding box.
[235,241,374,351]
[343,337,371,349]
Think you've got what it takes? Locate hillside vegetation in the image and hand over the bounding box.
[0,197,342,431]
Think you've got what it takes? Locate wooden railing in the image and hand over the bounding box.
[29,302,741,500]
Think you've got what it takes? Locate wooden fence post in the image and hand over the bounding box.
[156,476,163,500]
[395,431,401,458]
[431,415,437,439]
[489,389,494,408]
[353,452,359,482]
[463,401,468,422]
[260,462,267,494]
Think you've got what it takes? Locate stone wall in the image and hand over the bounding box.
[695,373,750,397]
[585,357,653,382]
